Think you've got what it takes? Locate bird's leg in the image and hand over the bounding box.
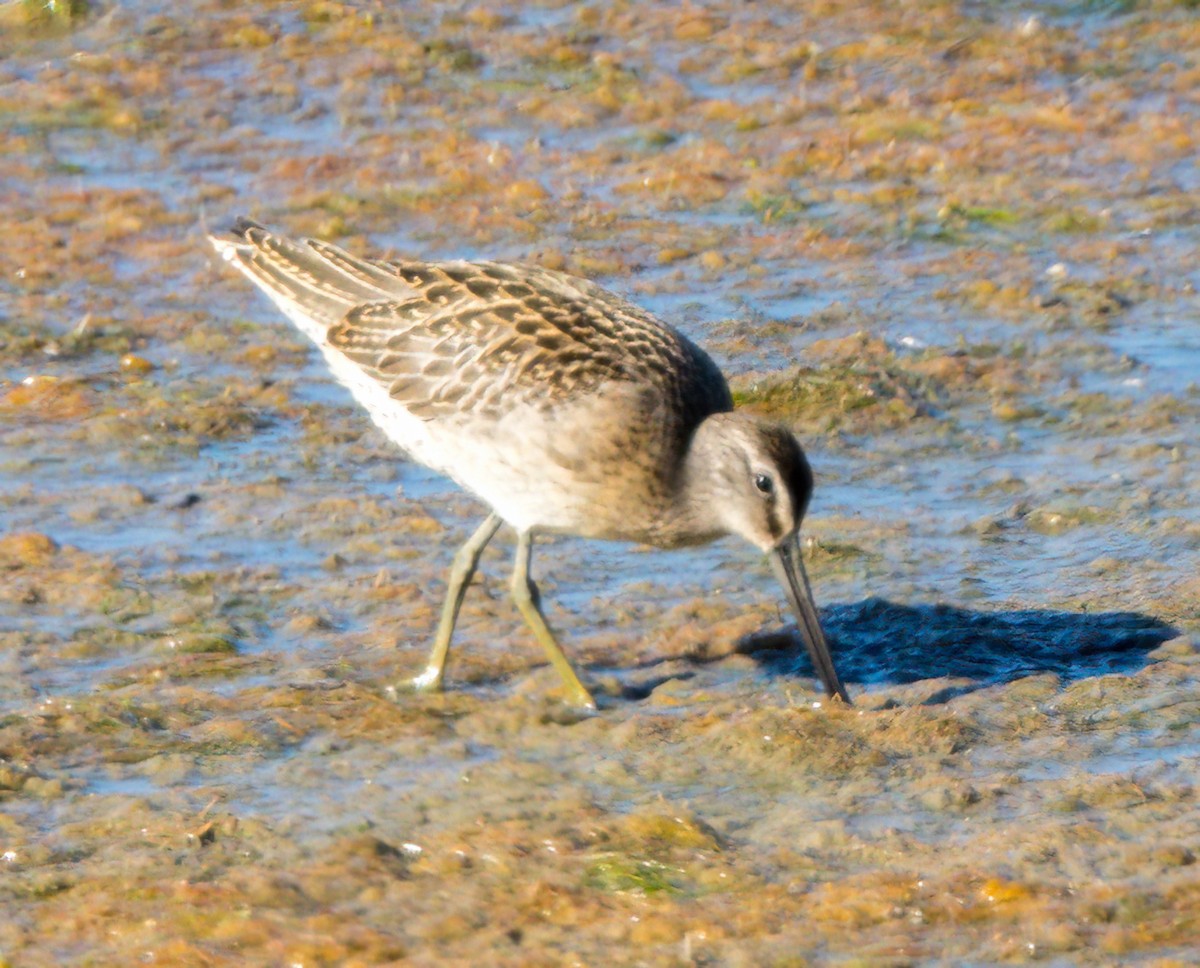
[409,513,503,692]
[510,530,597,710]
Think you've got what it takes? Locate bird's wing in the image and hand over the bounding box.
[212,219,732,422]
[327,264,695,420]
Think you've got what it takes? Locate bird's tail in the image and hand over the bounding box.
[208,218,411,343]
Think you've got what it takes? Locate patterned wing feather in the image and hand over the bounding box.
[225,219,404,325]
[326,262,733,425]
[216,221,732,428]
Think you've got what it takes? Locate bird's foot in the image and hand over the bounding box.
[386,666,444,700]
[542,700,599,725]
[578,691,599,712]
[558,681,599,714]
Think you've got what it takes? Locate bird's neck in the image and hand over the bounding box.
[651,415,733,548]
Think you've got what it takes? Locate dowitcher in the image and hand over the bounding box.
[210,219,850,709]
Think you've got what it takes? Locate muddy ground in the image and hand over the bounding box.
[1,0,1198,964]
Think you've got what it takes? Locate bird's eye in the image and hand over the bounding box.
[754,473,774,495]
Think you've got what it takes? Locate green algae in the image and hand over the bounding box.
[0,0,89,34]
[584,856,684,896]
[733,358,939,433]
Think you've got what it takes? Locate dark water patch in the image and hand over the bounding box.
[744,597,1177,691]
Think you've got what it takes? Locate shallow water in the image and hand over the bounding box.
[2,0,1199,964]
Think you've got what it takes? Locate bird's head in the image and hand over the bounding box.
[687,413,813,553]
[686,413,849,703]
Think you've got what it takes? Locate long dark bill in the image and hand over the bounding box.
[771,538,851,704]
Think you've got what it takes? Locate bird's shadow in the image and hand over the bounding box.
[739,597,1178,694]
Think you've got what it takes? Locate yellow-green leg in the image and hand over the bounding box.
[409,513,503,692]
[510,530,597,710]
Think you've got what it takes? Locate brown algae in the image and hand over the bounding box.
[2,0,1199,963]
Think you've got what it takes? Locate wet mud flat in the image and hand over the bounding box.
[2,0,1199,964]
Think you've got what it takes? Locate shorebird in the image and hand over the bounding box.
[210,219,850,709]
